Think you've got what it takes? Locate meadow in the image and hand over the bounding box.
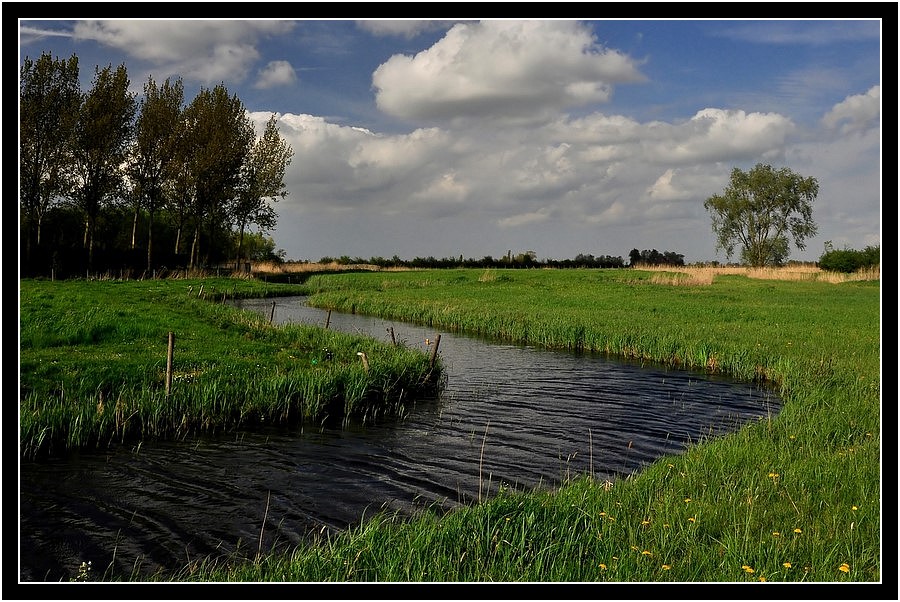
[19,277,441,459]
[20,266,882,583]
[178,266,880,583]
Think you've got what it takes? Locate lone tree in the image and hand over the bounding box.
[704,163,819,267]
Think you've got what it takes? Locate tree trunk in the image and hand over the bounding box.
[131,203,139,249]
[146,210,155,272]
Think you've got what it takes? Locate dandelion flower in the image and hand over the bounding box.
[839,563,850,573]
[684,497,692,503]
[599,563,607,570]
[688,517,696,523]
[641,520,650,525]
[772,531,780,537]
[662,564,671,570]
[783,562,792,568]
[852,506,858,511]
[742,565,755,573]
[793,528,802,534]
[768,472,779,478]
[758,576,767,582]
[641,550,652,556]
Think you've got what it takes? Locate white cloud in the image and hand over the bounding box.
[822,85,880,135]
[716,21,880,46]
[372,20,645,122]
[254,60,297,89]
[356,20,455,39]
[72,20,294,84]
[498,208,552,228]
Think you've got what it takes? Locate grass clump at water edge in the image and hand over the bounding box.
[19,277,442,459]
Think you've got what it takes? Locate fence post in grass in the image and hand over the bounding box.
[325,310,332,329]
[198,284,204,298]
[222,291,227,305]
[430,334,442,368]
[165,332,175,398]
[357,352,369,372]
[388,326,396,345]
[270,300,276,324]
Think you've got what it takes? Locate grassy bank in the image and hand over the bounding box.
[19,277,442,459]
[174,267,880,583]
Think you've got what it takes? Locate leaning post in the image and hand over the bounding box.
[165,332,175,398]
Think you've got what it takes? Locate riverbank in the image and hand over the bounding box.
[19,277,442,459]
[19,268,881,583]
[185,267,880,582]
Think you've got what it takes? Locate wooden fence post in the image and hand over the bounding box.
[270,300,276,324]
[165,332,175,398]
[430,334,442,368]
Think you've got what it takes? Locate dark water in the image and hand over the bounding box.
[19,297,779,582]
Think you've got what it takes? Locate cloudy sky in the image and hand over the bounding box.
[18,18,882,264]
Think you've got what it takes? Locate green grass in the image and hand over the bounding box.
[166,268,880,583]
[22,269,881,582]
[19,277,442,458]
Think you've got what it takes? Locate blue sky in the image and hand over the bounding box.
[18,18,882,264]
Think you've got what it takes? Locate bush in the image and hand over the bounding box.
[818,245,880,273]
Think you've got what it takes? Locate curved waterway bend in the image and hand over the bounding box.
[19,296,779,581]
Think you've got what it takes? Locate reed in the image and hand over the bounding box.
[163,266,879,583]
[20,278,441,458]
[34,267,880,583]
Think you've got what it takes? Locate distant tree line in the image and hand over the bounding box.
[627,248,685,267]
[20,51,292,278]
[315,248,688,270]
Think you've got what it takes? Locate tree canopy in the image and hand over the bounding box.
[704,163,819,267]
[19,51,294,277]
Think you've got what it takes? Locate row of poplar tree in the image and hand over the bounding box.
[20,52,293,277]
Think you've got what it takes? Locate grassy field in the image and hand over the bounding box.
[19,277,441,458]
[174,266,880,583]
[20,267,882,583]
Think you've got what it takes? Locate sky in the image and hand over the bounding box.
[17,17,883,264]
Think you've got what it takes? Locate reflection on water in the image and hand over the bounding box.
[19,297,778,581]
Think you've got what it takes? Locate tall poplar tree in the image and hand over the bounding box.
[128,76,184,271]
[19,52,81,269]
[232,113,293,268]
[182,84,253,268]
[69,63,136,269]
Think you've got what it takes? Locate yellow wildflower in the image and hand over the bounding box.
[662,564,671,570]
[839,563,850,573]
[599,563,607,570]
[793,528,802,534]
[783,562,792,568]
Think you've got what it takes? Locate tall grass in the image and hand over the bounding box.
[19,278,441,458]
[163,266,880,583]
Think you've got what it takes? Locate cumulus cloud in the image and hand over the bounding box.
[372,20,645,122]
[356,20,455,39]
[822,85,880,134]
[263,102,806,239]
[72,20,294,84]
[254,60,297,89]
